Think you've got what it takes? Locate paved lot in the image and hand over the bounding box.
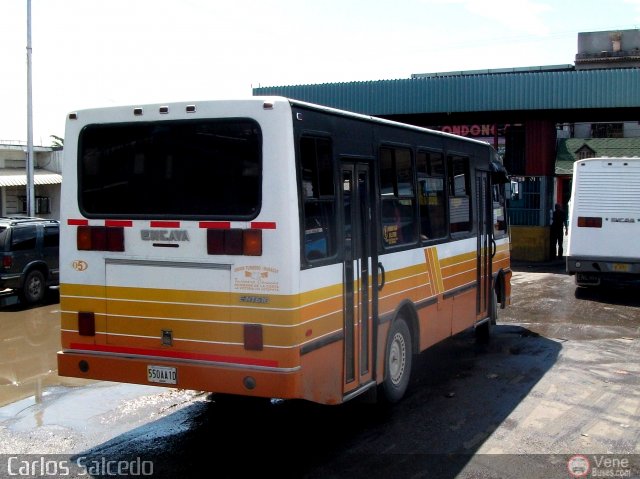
[0,265,638,478]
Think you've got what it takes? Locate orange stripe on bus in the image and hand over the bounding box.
[69,343,279,368]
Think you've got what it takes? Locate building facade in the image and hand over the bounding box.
[254,29,640,261]
[0,143,62,219]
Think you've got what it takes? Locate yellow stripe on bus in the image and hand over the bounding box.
[62,282,344,311]
[61,311,344,348]
[60,245,509,350]
[424,247,444,295]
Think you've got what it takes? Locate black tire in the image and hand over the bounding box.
[20,269,46,305]
[382,318,412,403]
[490,288,499,326]
[475,319,491,344]
[475,291,496,344]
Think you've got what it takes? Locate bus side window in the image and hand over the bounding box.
[304,203,331,259]
[300,136,336,262]
[447,154,472,233]
[379,146,417,247]
[382,200,403,246]
[417,150,447,240]
[492,184,508,238]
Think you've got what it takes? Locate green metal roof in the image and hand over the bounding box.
[253,68,640,116]
[556,138,640,175]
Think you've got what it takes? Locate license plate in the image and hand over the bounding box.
[577,273,600,284]
[147,365,177,385]
[612,263,630,272]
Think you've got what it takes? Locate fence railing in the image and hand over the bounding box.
[508,208,543,226]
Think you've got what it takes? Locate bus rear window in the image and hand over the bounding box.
[79,119,262,218]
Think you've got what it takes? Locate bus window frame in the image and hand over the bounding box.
[445,150,476,239]
[378,143,419,251]
[76,118,264,221]
[297,131,340,270]
[416,147,449,243]
[492,183,509,239]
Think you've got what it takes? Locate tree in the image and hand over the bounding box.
[50,135,64,148]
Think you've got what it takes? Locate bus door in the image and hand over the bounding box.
[341,161,377,396]
[475,169,493,320]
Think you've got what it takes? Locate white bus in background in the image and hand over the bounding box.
[566,157,640,287]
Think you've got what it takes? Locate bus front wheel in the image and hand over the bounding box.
[382,318,412,403]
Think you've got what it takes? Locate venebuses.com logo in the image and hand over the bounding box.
[567,455,591,478]
[567,454,633,478]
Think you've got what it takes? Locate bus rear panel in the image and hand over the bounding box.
[566,157,640,286]
[58,99,314,401]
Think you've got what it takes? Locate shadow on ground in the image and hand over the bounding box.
[73,325,561,478]
[574,283,640,307]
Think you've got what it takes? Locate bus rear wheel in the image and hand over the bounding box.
[476,290,497,343]
[382,318,412,403]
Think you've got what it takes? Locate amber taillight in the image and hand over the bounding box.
[206,229,262,256]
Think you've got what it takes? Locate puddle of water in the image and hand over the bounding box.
[0,296,93,407]
[1,381,164,433]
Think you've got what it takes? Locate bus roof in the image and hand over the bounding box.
[282,97,498,149]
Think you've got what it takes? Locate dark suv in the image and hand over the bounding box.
[0,217,59,305]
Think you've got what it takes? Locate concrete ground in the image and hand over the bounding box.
[0,263,638,478]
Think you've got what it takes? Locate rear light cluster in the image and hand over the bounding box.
[577,217,602,228]
[244,324,264,350]
[77,226,125,251]
[207,229,262,256]
[78,311,96,336]
[74,223,263,255]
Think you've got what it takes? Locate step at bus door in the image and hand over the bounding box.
[341,161,377,397]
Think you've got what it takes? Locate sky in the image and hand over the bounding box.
[1,0,640,145]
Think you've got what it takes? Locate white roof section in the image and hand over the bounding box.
[0,169,62,187]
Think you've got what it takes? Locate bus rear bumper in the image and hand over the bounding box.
[57,349,302,400]
[567,256,640,286]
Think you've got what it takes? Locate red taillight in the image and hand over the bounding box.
[206,229,225,255]
[107,227,125,251]
[77,226,125,251]
[577,217,602,228]
[92,226,107,250]
[78,311,96,336]
[77,226,92,250]
[2,255,12,269]
[225,229,244,255]
[244,324,263,351]
[207,229,262,256]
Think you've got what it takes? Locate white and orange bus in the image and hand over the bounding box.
[57,98,511,405]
